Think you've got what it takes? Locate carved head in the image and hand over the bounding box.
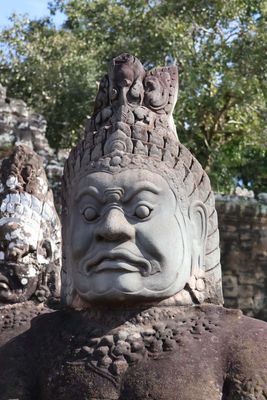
[0,145,61,304]
[62,54,222,308]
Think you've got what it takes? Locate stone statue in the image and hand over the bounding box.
[0,145,61,345]
[0,54,266,400]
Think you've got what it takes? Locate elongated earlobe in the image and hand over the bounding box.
[189,200,208,270]
[187,201,208,303]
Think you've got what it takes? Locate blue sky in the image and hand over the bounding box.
[0,0,65,28]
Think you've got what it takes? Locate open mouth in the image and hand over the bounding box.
[84,249,152,277]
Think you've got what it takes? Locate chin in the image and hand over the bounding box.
[78,287,142,303]
[75,285,184,308]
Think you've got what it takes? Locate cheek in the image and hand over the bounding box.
[135,210,179,257]
[69,215,93,260]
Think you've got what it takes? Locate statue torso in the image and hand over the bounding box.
[1,304,266,400]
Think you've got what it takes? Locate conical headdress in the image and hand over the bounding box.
[62,53,223,306]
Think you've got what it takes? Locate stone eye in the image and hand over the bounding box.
[134,205,151,219]
[145,80,156,92]
[111,88,118,100]
[83,207,98,222]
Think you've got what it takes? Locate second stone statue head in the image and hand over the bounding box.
[62,53,222,309]
[0,145,61,304]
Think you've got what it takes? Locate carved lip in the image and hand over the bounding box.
[0,274,11,291]
[84,249,151,277]
[0,282,10,291]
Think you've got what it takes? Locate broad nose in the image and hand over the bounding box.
[0,222,31,262]
[6,243,30,262]
[95,208,134,242]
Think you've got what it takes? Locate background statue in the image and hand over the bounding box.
[0,144,61,345]
[0,54,266,400]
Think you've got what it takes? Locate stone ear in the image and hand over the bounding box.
[188,201,208,272]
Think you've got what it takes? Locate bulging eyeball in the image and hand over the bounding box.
[83,207,99,222]
[134,205,152,219]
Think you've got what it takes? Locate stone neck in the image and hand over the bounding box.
[63,302,228,331]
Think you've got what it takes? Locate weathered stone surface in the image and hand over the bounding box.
[0,145,61,300]
[0,301,54,347]
[0,54,266,400]
[0,305,267,399]
[0,145,61,345]
[217,197,267,320]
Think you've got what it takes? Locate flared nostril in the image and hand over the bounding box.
[96,230,131,242]
[95,208,134,242]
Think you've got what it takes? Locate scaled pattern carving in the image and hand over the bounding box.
[0,145,61,305]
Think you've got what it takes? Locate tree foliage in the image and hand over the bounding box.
[0,15,97,148]
[0,0,266,192]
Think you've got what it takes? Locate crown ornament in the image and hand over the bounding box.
[62,53,223,306]
[84,53,179,167]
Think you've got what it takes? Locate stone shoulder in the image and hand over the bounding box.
[223,312,267,399]
[0,305,266,399]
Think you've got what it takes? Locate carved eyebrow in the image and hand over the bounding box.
[75,186,101,202]
[123,181,161,202]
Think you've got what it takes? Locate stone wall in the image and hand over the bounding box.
[216,198,267,321]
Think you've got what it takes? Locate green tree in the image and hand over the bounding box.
[0,15,97,148]
[1,0,266,191]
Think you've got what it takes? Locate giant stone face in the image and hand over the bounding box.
[66,169,195,304]
[62,53,222,307]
